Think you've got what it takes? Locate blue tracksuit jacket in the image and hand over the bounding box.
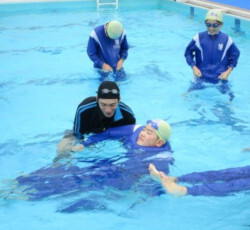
[185,31,240,81]
[87,24,129,70]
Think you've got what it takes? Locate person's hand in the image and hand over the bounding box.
[116,59,124,70]
[102,63,113,72]
[57,137,76,153]
[192,65,202,77]
[218,67,232,80]
[71,144,84,152]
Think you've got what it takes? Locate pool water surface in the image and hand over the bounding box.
[0,0,250,229]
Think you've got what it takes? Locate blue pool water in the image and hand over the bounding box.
[0,0,250,229]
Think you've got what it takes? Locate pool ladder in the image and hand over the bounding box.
[96,0,118,9]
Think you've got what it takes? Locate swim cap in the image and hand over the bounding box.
[97,81,120,100]
[147,120,171,144]
[205,9,223,22]
[106,21,123,39]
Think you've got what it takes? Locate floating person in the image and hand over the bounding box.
[72,119,172,152]
[57,81,135,154]
[3,120,173,213]
[87,20,129,81]
[149,163,250,197]
[184,9,240,101]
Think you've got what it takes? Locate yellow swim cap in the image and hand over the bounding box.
[205,9,223,22]
[107,20,123,39]
[147,120,171,144]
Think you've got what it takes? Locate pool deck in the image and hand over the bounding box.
[208,0,250,10]
[0,0,249,20]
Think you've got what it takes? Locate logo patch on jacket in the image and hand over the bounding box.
[218,43,224,51]
[113,39,120,49]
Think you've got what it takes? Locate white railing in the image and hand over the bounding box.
[175,0,250,21]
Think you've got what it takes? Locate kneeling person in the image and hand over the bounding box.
[57,81,135,152]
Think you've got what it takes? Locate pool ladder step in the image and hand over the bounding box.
[96,0,118,9]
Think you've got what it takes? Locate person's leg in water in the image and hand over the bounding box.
[178,165,250,184]
[97,69,112,81]
[183,77,207,96]
[149,164,250,197]
[97,68,127,82]
[149,163,187,196]
[113,68,127,82]
[217,80,235,102]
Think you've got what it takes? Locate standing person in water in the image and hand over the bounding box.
[87,20,129,80]
[184,9,240,100]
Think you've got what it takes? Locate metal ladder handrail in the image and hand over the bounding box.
[97,0,118,9]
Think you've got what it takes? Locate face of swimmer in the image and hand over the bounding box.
[98,98,119,118]
[205,19,223,36]
[136,125,164,147]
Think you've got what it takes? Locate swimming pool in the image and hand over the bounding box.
[0,0,250,229]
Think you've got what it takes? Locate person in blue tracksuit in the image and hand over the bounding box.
[7,120,173,212]
[73,119,172,152]
[149,163,250,197]
[87,20,129,80]
[184,9,240,100]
